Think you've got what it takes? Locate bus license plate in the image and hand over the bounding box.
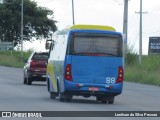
[89,87,99,91]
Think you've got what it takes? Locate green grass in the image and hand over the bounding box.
[125,55,160,86]
[0,50,160,86]
[0,50,32,68]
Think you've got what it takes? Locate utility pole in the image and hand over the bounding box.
[123,0,129,56]
[72,0,75,25]
[21,0,24,61]
[139,0,142,64]
[135,0,147,64]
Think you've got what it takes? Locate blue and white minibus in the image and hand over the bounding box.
[46,25,124,104]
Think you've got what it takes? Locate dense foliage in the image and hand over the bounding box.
[0,0,57,46]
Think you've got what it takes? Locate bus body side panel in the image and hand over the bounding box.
[46,60,58,93]
[54,60,65,93]
[47,35,68,93]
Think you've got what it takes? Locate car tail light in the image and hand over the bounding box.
[64,64,72,82]
[30,60,36,68]
[116,66,124,83]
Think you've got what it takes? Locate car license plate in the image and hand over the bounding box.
[89,87,99,91]
[35,69,40,72]
[42,75,47,77]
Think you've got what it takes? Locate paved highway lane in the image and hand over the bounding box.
[0,66,160,120]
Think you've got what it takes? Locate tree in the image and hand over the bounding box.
[0,0,57,47]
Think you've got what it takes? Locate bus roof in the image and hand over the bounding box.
[70,25,116,31]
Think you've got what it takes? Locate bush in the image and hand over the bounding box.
[124,45,160,86]
[0,50,32,68]
[125,55,160,86]
[125,45,138,65]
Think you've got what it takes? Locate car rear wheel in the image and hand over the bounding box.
[24,77,27,84]
[27,78,32,85]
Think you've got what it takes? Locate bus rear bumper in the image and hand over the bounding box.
[64,90,122,97]
[63,81,123,97]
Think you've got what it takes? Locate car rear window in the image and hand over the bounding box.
[32,53,48,60]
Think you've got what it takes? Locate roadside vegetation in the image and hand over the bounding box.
[125,47,160,86]
[0,50,32,68]
[0,48,160,86]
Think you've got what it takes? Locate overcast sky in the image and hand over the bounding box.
[28,0,160,54]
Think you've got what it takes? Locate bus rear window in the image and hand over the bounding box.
[69,33,122,57]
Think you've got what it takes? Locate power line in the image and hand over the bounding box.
[113,0,123,5]
[37,0,55,5]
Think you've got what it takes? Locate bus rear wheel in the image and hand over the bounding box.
[59,93,65,102]
[101,100,107,103]
[107,97,114,104]
[66,98,72,102]
[59,94,72,102]
[99,96,114,104]
[96,96,102,101]
[50,92,56,99]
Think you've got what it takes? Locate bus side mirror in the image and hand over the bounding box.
[45,40,52,50]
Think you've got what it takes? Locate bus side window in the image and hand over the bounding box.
[67,33,74,55]
[48,42,53,58]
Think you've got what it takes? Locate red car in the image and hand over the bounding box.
[23,52,48,85]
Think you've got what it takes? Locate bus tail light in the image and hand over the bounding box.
[116,66,124,83]
[64,64,73,82]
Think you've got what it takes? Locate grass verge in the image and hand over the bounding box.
[0,50,32,68]
[125,55,160,86]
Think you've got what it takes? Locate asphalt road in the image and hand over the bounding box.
[0,66,160,120]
